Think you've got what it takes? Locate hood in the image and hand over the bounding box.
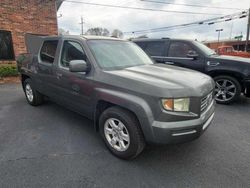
[210,55,250,64]
[101,64,214,98]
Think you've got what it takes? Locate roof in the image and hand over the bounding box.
[34,35,126,41]
[80,35,125,41]
[132,38,194,43]
[218,46,233,48]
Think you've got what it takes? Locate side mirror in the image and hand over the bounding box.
[69,60,89,73]
[187,50,199,59]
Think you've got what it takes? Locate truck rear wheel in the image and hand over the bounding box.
[23,79,43,106]
[245,86,250,98]
[214,75,241,104]
[99,106,145,160]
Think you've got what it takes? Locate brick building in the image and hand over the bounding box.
[0,0,63,63]
[204,39,250,52]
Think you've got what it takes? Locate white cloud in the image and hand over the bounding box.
[58,0,250,41]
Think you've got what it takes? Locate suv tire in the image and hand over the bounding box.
[245,86,250,98]
[23,78,44,106]
[214,75,241,104]
[99,106,145,160]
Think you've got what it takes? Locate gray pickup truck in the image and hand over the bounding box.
[17,35,215,159]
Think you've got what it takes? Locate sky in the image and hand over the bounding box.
[58,0,250,42]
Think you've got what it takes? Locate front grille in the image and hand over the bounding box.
[201,92,213,113]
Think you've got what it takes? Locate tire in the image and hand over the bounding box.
[99,106,145,160]
[23,78,43,106]
[246,86,250,98]
[214,75,241,104]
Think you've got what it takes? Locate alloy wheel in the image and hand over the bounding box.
[215,79,236,102]
[25,84,34,102]
[104,118,130,152]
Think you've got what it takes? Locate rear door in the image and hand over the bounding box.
[164,41,205,72]
[136,40,167,63]
[37,39,59,96]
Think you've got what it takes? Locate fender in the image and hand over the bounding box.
[94,88,156,142]
[207,69,245,82]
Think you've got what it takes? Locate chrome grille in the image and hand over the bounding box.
[201,92,213,113]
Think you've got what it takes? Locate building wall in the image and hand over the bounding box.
[204,40,250,52]
[0,0,58,63]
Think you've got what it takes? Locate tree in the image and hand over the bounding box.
[111,29,123,38]
[58,28,69,35]
[86,27,110,36]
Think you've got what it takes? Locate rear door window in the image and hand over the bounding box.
[144,41,165,56]
[40,40,58,64]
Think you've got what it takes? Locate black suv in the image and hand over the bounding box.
[133,38,250,104]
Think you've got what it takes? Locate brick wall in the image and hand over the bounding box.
[0,0,58,62]
[204,40,250,52]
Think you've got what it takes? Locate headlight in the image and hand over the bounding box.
[162,98,190,112]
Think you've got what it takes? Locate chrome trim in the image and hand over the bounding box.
[207,61,220,66]
[202,113,215,130]
[201,91,213,113]
[172,130,197,136]
[151,56,193,60]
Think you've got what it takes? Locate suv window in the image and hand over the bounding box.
[40,40,58,63]
[135,42,146,49]
[144,41,165,56]
[61,41,87,68]
[168,42,193,57]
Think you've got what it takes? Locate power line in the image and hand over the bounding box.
[131,23,203,34]
[124,11,248,35]
[101,0,135,19]
[64,0,223,15]
[140,0,245,11]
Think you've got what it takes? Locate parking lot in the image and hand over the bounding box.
[0,83,250,187]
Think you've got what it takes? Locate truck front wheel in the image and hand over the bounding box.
[214,75,241,104]
[23,79,43,106]
[99,106,145,160]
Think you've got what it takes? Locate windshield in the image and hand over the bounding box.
[193,41,217,56]
[88,40,153,70]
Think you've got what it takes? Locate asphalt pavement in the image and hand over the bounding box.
[0,84,250,188]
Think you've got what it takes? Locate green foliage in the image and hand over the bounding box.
[86,27,110,36]
[0,64,19,77]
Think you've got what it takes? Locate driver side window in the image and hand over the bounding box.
[168,42,194,58]
[61,41,87,68]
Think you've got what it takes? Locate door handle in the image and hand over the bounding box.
[165,61,174,65]
[56,72,63,79]
[207,61,220,66]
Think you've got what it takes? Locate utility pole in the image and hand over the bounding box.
[235,32,243,51]
[216,29,223,48]
[245,8,250,52]
[79,17,84,35]
[229,22,233,39]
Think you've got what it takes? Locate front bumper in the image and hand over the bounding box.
[150,100,215,144]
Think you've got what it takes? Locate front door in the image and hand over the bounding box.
[164,41,205,72]
[55,40,94,117]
